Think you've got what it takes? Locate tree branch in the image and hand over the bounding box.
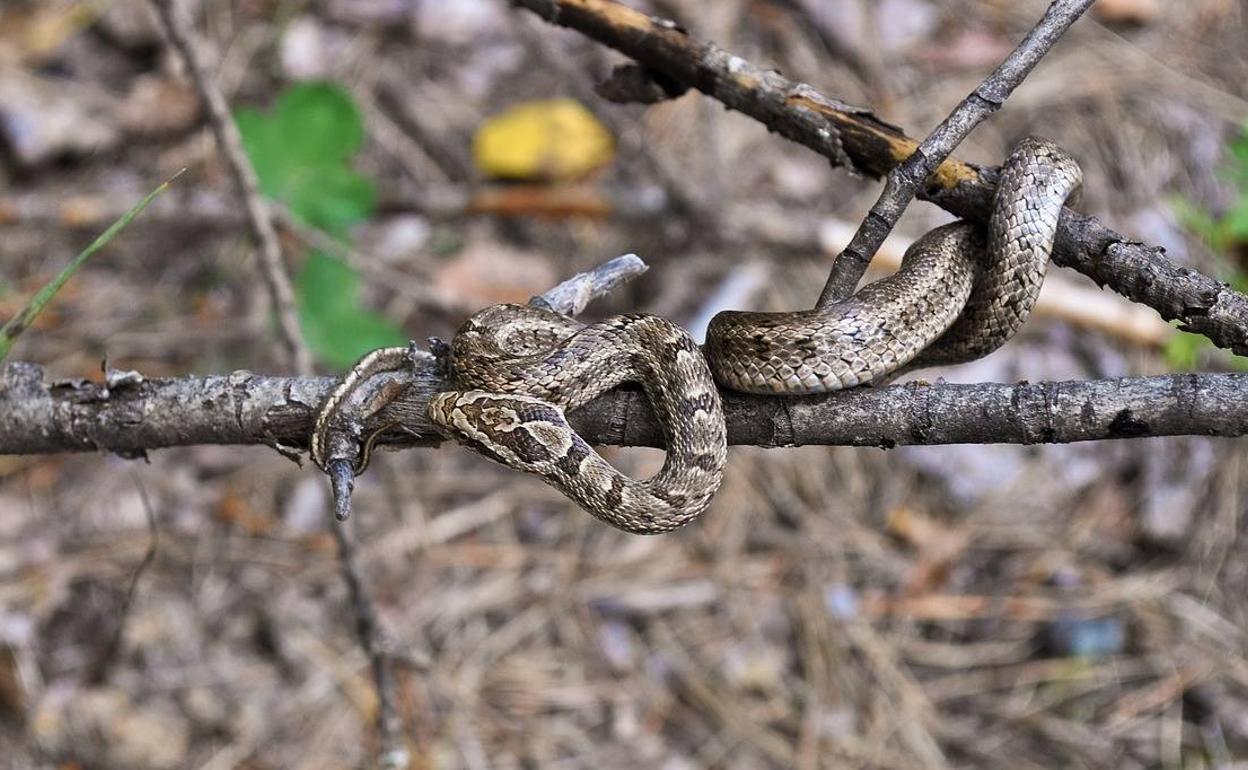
[512,0,1248,356]
[2,360,1242,455]
[819,0,1094,306]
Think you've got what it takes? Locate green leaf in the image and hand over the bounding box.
[296,250,357,316]
[235,82,374,233]
[281,165,376,236]
[1163,324,1248,373]
[0,171,181,361]
[273,83,365,167]
[235,108,279,197]
[296,252,406,369]
[1176,124,1248,254]
[235,83,396,367]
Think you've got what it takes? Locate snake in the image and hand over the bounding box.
[318,137,1081,534]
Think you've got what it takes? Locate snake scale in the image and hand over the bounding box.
[316,137,1082,534]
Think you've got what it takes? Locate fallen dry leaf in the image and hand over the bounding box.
[433,236,558,306]
[473,98,615,181]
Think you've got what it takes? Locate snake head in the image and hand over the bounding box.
[426,390,579,474]
[428,390,566,435]
[425,391,461,435]
[427,390,518,435]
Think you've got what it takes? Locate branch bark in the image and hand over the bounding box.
[512,0,1248,356]
[2,360,1243,456]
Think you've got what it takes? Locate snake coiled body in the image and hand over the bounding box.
[428,307,726,534]
[705,138,1082,392]
[427,137,1082,533]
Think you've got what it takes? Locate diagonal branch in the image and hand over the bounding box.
[150,0,312,375]
[512,0,1248,356]
[819,0,1095,307]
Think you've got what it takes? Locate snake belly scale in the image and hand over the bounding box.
[416,138,1080,534]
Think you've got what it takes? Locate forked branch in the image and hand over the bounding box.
[513,0,1248,355]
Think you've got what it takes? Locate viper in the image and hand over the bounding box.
[313,137,1082,534]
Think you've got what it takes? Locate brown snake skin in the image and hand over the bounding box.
[329,138,1080,534]
[705,138,1082,392]
[427,308,725,533]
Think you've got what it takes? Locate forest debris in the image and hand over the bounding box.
[414,0,506,46]
[872,0,939,52]
[1136,438,1216,546]
[1094,0,1161,25]
[432,236,557,305]
[280,16,330,80]
[31,687,190,770]
[1045,613,1127,658]
[912,29,1013,70]
[96,1,161,50]
[0,70,119,167]
[116,75,200,136]
[0,643,28,721]
[3,0,1247,766]
[886,506,971,594]
[0,1,98,66]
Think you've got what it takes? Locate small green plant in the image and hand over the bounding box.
[0,173,178,362]
[1168,122,1248,372]
[236,82,404,369]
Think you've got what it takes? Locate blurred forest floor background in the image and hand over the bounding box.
[2,0,1248,768]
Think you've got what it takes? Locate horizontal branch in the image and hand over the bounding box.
[513,0,1248,355]
[2,361,1242,458]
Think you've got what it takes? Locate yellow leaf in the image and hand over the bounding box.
[473,98,614,181]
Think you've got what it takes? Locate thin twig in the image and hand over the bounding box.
[331,519,409,770]
[531,253,647,313]
[511,0,1248,356]
[88,472,160,685]
[150,2,405,760]
[818,0,1096,306]
[149,0,311,375]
